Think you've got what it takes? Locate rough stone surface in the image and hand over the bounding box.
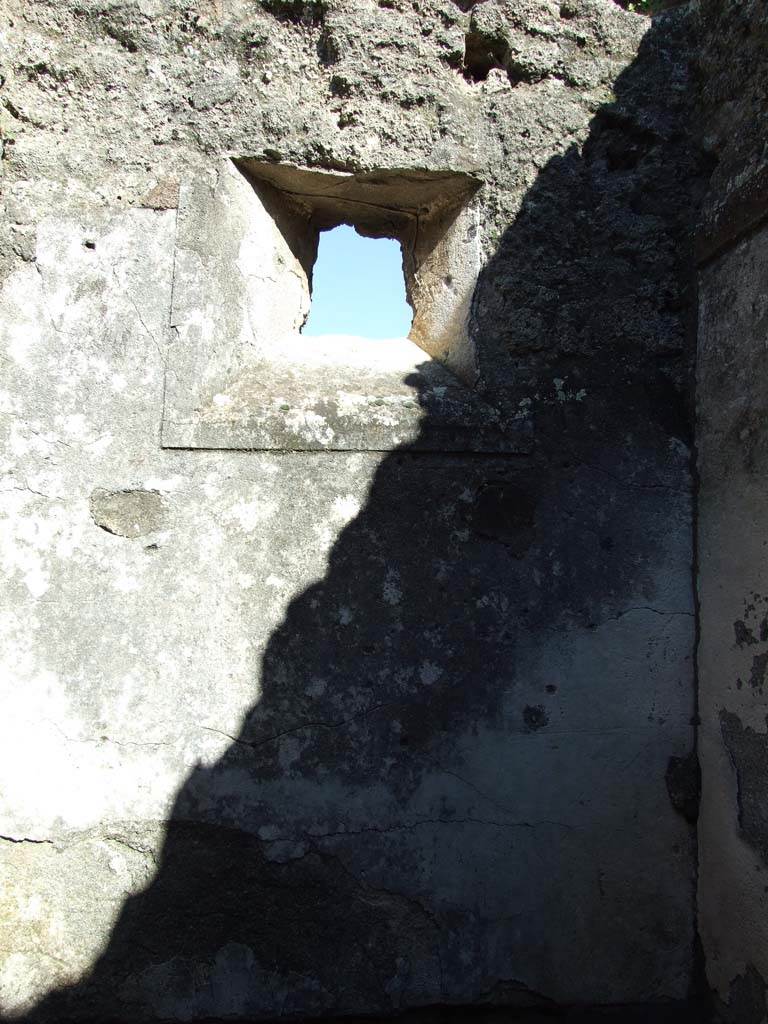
[0,0,703,1020]
[696,0,768,244]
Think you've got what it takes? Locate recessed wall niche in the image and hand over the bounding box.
[161,159,525,453]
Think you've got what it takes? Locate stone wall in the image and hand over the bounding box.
[0,1,703,1019]
[696,2,768,1021]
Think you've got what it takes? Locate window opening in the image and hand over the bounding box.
[302,225,413,339]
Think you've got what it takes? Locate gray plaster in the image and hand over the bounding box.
[0,0,703,1020]
[697,219,768,1017]
[695,3,768,1015]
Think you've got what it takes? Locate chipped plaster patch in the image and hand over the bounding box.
[89,488,168,539]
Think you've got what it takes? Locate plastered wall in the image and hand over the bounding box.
[0,1,704,1019]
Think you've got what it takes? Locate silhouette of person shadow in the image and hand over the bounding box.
[20,8,707,1021]
[26,364,541,1022]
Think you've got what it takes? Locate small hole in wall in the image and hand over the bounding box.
[462,30,508,83]
[302,224,413,339]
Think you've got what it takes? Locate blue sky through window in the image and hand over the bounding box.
[302,225,412,338]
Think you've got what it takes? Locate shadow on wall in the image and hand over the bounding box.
[21,8,709,1023]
